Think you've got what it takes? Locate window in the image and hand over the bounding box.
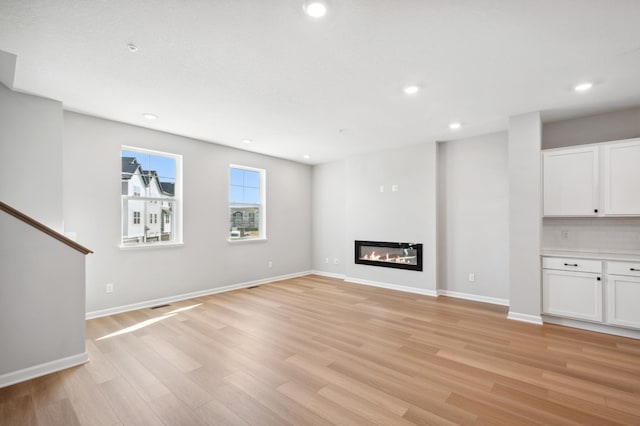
[121,147,182,246]
[229,165,265,240]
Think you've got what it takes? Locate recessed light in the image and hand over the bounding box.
[403,85,420,95]
[142,113,158,120]
[303,154,311,159]
[303,1,328,18]
[574,82,593,92]
[127,43,138,53]
[242,139,252,144]
[449,122,462,130]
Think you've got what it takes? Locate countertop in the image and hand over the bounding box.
[541,249,640,262]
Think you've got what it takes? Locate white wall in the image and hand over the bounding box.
[63,112,312,314]
[311,160,347,275]
[543,107,640,150]
[312,143,437,292]
[508,112,542,321]
[437,132,509,301]
[0,83,64,231]
[0,212,86,386]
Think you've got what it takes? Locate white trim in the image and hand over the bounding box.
[310,270,347,280]
[507,311,543,325]
[0,352,88,389]
[119,242,184,250]
[437,290,509,306]
[86,271,312,319]
[543,315,640,339]
[344,276,438,297]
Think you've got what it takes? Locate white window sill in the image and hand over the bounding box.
[227,237,268,244]
[119,241,184,250]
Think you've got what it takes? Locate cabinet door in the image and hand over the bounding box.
[602,139,640,215]
[543,146,599,216]
[542,269,602,321]
[606,275,640,329]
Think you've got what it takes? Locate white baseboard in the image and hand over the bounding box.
[507,311,543,325]
[543,316,640,339]
[310,270,347,280]
[344,276,438,297]
[437,290,509,306]
[86,270,312,319]
[0,352,89,389]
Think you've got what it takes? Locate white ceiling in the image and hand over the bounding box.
[1,0,639,164]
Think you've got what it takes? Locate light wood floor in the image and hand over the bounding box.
[2,275,640,425]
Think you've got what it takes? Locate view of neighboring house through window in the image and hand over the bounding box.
[229,165,265,240]
[121,147,181,246]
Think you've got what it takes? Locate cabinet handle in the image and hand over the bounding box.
[564,263,578,267]
[631,268,640,272]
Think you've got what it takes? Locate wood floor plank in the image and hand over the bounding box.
[2,275,640,425]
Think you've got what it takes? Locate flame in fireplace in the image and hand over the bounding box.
[361,250,416,264]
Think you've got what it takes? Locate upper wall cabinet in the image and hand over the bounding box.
[543,146,599,216]
[602,139,640,215]
[543,138,640,217]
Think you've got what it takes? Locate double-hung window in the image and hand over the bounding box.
[229,165,265,240]
[121,146,182,246]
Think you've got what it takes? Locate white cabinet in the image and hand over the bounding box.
[542,138,640,217]
[605,261,640,329]
[543,146,599,216]
[542,258,603,322]
[602,139,640,215]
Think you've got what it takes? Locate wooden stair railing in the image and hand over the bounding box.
[0,200,92,255]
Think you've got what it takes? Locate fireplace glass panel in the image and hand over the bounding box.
[354,241,423,271]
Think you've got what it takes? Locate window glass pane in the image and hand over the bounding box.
[243,170,260,188]
[229,185,244,203]
[122,148,180,246]
[230,168,244,186]
[244,187,259,204]
[229,166,264,240]
[149,155,176,180]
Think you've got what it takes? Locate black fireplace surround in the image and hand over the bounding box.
[354,240,423,271]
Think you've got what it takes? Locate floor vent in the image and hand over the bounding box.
[247,285,260,289]
[150,304,171,309]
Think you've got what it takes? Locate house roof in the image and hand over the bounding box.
[122,157,175,196]
[121,157,140,180]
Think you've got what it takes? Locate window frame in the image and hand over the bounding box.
[120,145,183,249]
[228,164,266,242]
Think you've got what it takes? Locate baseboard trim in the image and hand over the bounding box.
[86,271,312,319]
[543,316,640,339]
[0,352,89,389]
[344,276,438,297]
[437,290,509,307]
[310,270,347,280]
[507,311,543,325]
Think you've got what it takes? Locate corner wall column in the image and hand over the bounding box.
[508,111,542,323]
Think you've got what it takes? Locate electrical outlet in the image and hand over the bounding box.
[325,257,329,264]
[391,184,399,192]
[561,230,569,240]
[468,273,475,282]
[333,258,339,264]
[106,283,114,293]
[268,261,273,268]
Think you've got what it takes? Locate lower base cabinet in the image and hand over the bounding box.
[542,269,603,322]
[606,274,640,329]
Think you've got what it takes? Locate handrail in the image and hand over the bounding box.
[0,200,93,255]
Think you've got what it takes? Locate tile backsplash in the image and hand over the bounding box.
[543,217,640,253]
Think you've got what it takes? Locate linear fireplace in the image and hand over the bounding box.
[354,240,423,271]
